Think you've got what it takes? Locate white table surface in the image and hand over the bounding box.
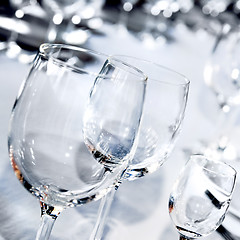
[0,21,237,240]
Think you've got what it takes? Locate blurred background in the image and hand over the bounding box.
[1,0,240,62]
[1,1,240,240]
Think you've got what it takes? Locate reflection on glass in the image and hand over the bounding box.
[90,55,190,240]
[8,43,147,240]
[169,154,236,240]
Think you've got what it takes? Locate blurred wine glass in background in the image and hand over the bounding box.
[187,25,240,238]
[202,26,240,162]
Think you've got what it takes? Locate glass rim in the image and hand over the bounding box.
[113,54,190,86]
[190,154,237,177]
[39,43,148,82]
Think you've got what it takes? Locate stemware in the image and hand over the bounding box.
[200,26,240,161]
[169,154,237,240]
[90,55,190,240]
[8,43,147,240]
[201,26,240,239]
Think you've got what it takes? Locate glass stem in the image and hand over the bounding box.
[210,104,239,147]
[90,188,117,240]
[35,201,63,240]
[214,105,239,140]
[203,104,240,160]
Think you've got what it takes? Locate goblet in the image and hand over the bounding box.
[169,154,236,240]
[202,26,240,161]
[202,26,240,239]
[90,55,190,240]
[8,43,147,240]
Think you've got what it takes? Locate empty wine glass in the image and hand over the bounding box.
[90,55,190,240]
[8,43,147,240]
[169,154,237,240]
[202,26,240,239]
[202,26,240,161]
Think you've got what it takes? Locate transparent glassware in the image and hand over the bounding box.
[90,55,190,240]
[169,154,237,240]
[199,26,240,239]
[202,27,240,162]
[8,43,147,240]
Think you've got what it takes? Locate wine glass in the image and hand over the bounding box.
[169,154,237,240]
[200,26,240,161]
[8,43,147,240]
[201,26,240,239]
[90,55,190,240]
